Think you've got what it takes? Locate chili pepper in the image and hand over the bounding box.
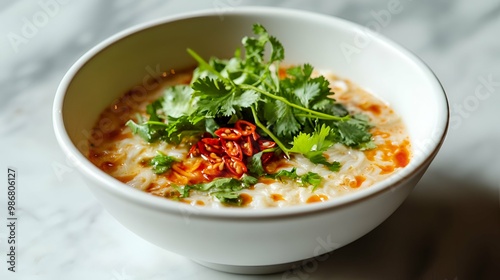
[258,139,276,151]
[188,119,279,178]
[221,139,243,161]
[240,135,253,156]
[251,131,260,141]
[201,138,223,154]
[215,127,242,140]
[202,132,212,138]
[201,138,220,145]
[203,161,224,176]
[261,152,274,164]
[188,142,200,157]
[206,151,224,164]
[223,156,247,176]
[197,141,208,156]
[235,120,256,136]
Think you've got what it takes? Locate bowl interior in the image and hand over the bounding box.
[55,8,448,213]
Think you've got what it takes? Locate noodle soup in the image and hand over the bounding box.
[87,68,410,208]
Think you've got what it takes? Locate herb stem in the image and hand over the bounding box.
[145,121,168,126]
[250,106,290,158]
[295,113,347,120]
[187,48,236,87]
[244,70,275,90]
[241,84,349,122]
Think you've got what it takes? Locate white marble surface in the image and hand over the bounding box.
[1,0,499,279]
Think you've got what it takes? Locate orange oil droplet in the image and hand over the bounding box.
[307,194,328,204]
[271,194,285,202]
[240,193,253,206]
[352,175,366,188]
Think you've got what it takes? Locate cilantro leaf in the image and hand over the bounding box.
[191,56,228,82]
[332,114,373,147]
[192,77,231,101]
[247,151,266,177]
[194,177,236,192]
[189,174,257,193]
[268,168,323,190]
[268,168,299,180]
[127,100,170,143]
[307,152,341,172]
[287,64,313,80]
[174,184,192,198]
[269,36,284,62]
[288,125,342,171]
[214,192,242,206]
[314,102,349,116]
[186,174,258,206]
[241,173,259,185]
[161,85,195,118]
[126,120,151,141]
[264,99,301,138]
[192,77,259,117]
[150,151,178,174]
[247,24,284,64]
[126,118,167,143]
[294,81,323,108]
[336,121,371,146]
[281,64,331,109]
[243,24,268,65]
[146,99,163,121]
[300,172,323,191]
[204,118,220,137]
[357,140,377,150]
[289,124,333,154]
[164,115,205,144]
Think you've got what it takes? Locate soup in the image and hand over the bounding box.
[87,24,411,208]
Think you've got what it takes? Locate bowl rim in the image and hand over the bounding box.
[53,6,449,219]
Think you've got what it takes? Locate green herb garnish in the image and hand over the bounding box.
[179,174,258,206]
[268,168,323,191]
[149,151,178,174]
[128,23,375,201]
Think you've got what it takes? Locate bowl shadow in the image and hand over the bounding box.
[277,170,500,279]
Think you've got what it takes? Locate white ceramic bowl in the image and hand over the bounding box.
[53,7,448,274]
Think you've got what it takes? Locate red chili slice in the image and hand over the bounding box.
[201,132,212,139]
[261,152,274,164]
[240,136,254,156]
[197,141,209,156]
[201,138,223,154]
[221,139,243,161]
[215,128,242,140]
[223,156,247,176]
[251,131,260,141]
[235,120,256,136]
[201,138,220,145]
[188,144,199,157]
[203,162,224,176]
[258,139,276,151]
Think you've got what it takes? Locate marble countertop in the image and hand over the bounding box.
[1,0,499,279]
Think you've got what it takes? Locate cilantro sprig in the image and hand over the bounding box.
[149,151,178,174]
[176,174,258,206]
[183,24,373,157]
[267,168,323,191]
